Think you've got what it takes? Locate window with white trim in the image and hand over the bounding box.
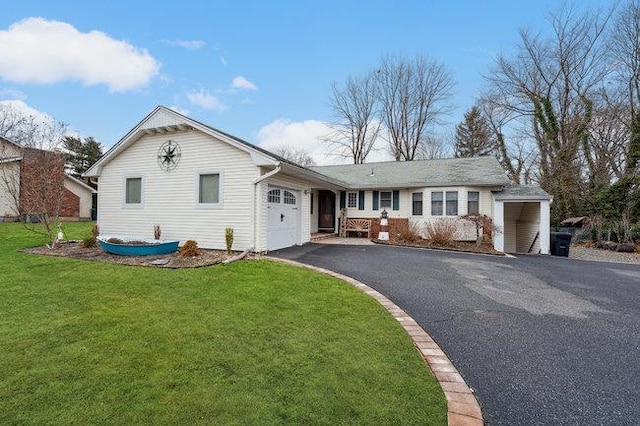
[125,177,142,205]
[283,190,296,205]
[199,173,220,204]
[380,191,392,208]
[347,192,357,208]
[268,189,281,203]
[446,191,458,216]
[412,192,423,215]
[468,191,480,214]
[431,191,443,215]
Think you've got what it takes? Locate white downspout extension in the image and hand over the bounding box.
[253,165,281,252]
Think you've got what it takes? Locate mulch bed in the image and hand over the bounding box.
[22,241,243,268]
[373,239,504,255]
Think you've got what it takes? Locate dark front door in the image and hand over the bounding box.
[318,190,335,230]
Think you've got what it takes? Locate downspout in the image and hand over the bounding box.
[253,165,281,252]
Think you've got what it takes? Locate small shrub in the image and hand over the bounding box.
[391,220,422,243]
[106,237,123,244]
[91,224,100,238]
[424,218,460,247]
[81,235,98,248]
[225,227,234,254]
[461,214,497,247]
[179,240,200,257]
[153,224,161,240]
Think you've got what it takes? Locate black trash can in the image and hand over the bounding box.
[550,232,572,257]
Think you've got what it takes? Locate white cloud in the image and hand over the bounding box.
[231,75,257,90]
[186,90,227,112]
[256,118,392,166]
[168,105,190,116]
[0,99,53,126]
[164,39,206,50]
[0,88,27,101]
[0,17,160,92]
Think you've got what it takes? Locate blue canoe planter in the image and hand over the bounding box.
[98,237,179,256]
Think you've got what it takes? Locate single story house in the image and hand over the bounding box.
[0,136,96,221]
[84,106,552,254]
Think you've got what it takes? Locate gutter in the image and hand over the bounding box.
[252,165,281,252]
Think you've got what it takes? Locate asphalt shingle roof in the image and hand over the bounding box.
[311,156,511,189]
[492,185,551,200]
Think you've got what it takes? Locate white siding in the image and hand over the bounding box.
[343,187,496,241]
[503,202,523,253]
[63,178,94,219]
[140,108,184,130]
[516,203,541,253]
[97,129,260,250]
[0,162,19,217]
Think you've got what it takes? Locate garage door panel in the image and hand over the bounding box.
[267,186,300,251]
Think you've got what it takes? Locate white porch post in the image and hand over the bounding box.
[539,200,551,255]
[494,200,505,252]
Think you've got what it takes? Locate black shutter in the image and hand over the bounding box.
[372,191,379,210]
[358,191,365,210]
[339,191,346,209]
[392,190,400,210]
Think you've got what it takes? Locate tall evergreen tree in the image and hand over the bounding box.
[63,136,103,177]
[454,106,494,157]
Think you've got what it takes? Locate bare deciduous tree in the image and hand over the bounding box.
[272,144,316,167]
[0,104,68,244]
[325,72,380,164]
[376,55,454,161]
[485,6,612,221]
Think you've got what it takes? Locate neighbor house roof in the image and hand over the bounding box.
[311,156,512,189]
[492,185,551,201]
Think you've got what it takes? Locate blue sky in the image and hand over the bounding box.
[0,0,613,164]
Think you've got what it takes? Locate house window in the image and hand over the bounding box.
[446,191,458,216]
[380,191,392,208]
[412,192,423,216]
[431,191,443,215]
[268,189,280,203]
[199,173,220,204]
[347,192,357,208]
[283,190,296,205]
[468,191,480,215]
[125,177,142,205]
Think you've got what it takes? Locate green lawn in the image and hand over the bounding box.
[0,222,446,425]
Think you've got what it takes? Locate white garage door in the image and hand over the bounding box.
[267,186,300,251]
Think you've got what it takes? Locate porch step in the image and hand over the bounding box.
[311,233,338,242]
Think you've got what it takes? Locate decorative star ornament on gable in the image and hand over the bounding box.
[157,140,181,171]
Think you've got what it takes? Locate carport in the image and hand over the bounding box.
[492,185,552,254]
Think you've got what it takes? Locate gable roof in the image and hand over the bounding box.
[311,156,512,189]
[83,106,345,187]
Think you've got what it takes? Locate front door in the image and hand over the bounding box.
[318,190,335,231]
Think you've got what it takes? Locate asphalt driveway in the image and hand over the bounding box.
[271,243,640,425]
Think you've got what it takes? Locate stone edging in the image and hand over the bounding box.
[268,257,484,426]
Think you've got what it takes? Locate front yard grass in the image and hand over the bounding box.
[0,222,446,425]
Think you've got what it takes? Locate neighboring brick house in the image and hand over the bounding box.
[0,136,96,221]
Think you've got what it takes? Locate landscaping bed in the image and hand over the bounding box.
[374,238,504,255]
[23,241,240,268]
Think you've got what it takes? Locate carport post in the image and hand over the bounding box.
[493,200,504,252]
[539,200,551,255]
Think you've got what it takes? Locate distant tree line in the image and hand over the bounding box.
[324,1,640,237]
